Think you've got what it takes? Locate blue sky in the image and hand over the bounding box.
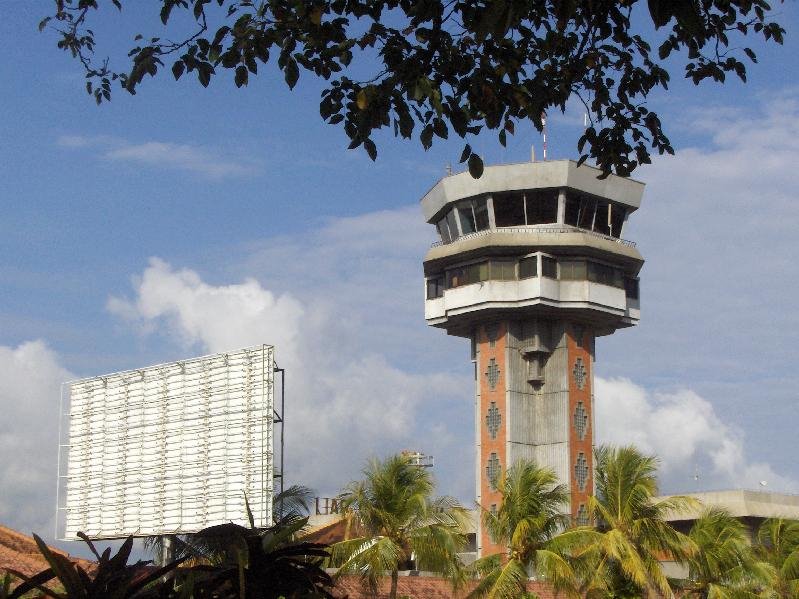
[1,2,798,553]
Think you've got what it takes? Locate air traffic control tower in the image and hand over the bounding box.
[421,160,644,556]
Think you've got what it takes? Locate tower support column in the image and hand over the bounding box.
[474,319,595,556]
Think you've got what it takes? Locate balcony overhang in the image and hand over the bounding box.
[421,160,645,223]
[422,228,644,276]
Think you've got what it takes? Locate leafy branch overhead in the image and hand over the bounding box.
[43,0,785,177]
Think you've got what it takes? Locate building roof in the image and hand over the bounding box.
[420,160,645,222]
[660,489,799,522]
[0,524,95,582]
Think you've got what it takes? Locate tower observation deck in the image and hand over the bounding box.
[421,159,644,557]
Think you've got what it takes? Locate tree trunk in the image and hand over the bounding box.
[390,569,399,599]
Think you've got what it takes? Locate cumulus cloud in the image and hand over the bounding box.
[56,135,258,179]
[107,251,472,499]
[0,341,74,536]
[595,376,798,493]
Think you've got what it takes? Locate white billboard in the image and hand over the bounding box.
[57,345,274,540]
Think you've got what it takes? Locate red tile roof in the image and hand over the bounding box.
[0,525,95,583]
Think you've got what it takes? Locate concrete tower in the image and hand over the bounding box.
[421,160,644,557]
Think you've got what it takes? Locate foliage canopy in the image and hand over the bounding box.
[44,0,785,178]
[584,445,698,598]
[330,453,467,599]
[468,459,588,599]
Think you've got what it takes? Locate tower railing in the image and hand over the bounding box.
[430,226,637,249]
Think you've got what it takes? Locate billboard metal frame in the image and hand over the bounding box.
[55,345,285,541]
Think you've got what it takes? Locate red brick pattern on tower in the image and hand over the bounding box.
[566,324,594,522]
[477,322,506,556]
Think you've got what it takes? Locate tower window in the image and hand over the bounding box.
[457,202,476,235]
[486,402,501,439]
[493,192,526,227]
[578,196,595,230]
[446,209,460,240]
[446,262,488,288]
[572,358,587,390]
[486,358,500,390]
[474,197,490,231]
[575,453,589,492]
[610,205,626,238]
[574,401,588,441]
[486,453,501,491]
[489,260,516,281]
[525,189,558,224]
[426,276,444,299]
[541,256,558,279]
[436,217,451,244]
[588,262,624,288]
[594,201,611,236]
[564,194,581,226]
[625,277,640,300]
[519,256,537,279]
[560,260,587,281]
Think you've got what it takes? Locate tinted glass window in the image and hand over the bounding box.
[564,195,581,226]
[489,261,516,281]
[426,276,444,299]
[446,210,460,240]
[560,260,587,280]
[625,278,640,299]
[525,189,559,224]
[474,197,490,231]
[610,204,626,238]
[447,262,488,288]
[436,218,451,243]
[595,202,611,235]
[519,256,537,279]
[458,203,476,235]
[578,196,595,229]
[493,193,526,227]
[588,262,624,287]
[542,256,557,278]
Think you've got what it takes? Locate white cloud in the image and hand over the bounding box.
[0,341,74,537]
[108,253,471,498]
[56,135,258,179]
[104,142,255,178]
[595,377,798,493]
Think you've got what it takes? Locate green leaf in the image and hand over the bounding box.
[420,124,434,150]
[364,138,377,161]
[197,64,211,87]
[235,64,248,87]
[647,0,672,28]
[468,153,484,178]
[459,143,472,164]
[172,60,185,80]
[284,58,299,89]
[433,118,448,140]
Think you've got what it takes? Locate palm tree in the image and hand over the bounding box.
[468,459,588,599]
[755,518,799,598]
[678,507,773,599]
[329,454,468,599]
[583,445,698,598]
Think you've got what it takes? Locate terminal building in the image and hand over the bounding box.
[420,159,644,556]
